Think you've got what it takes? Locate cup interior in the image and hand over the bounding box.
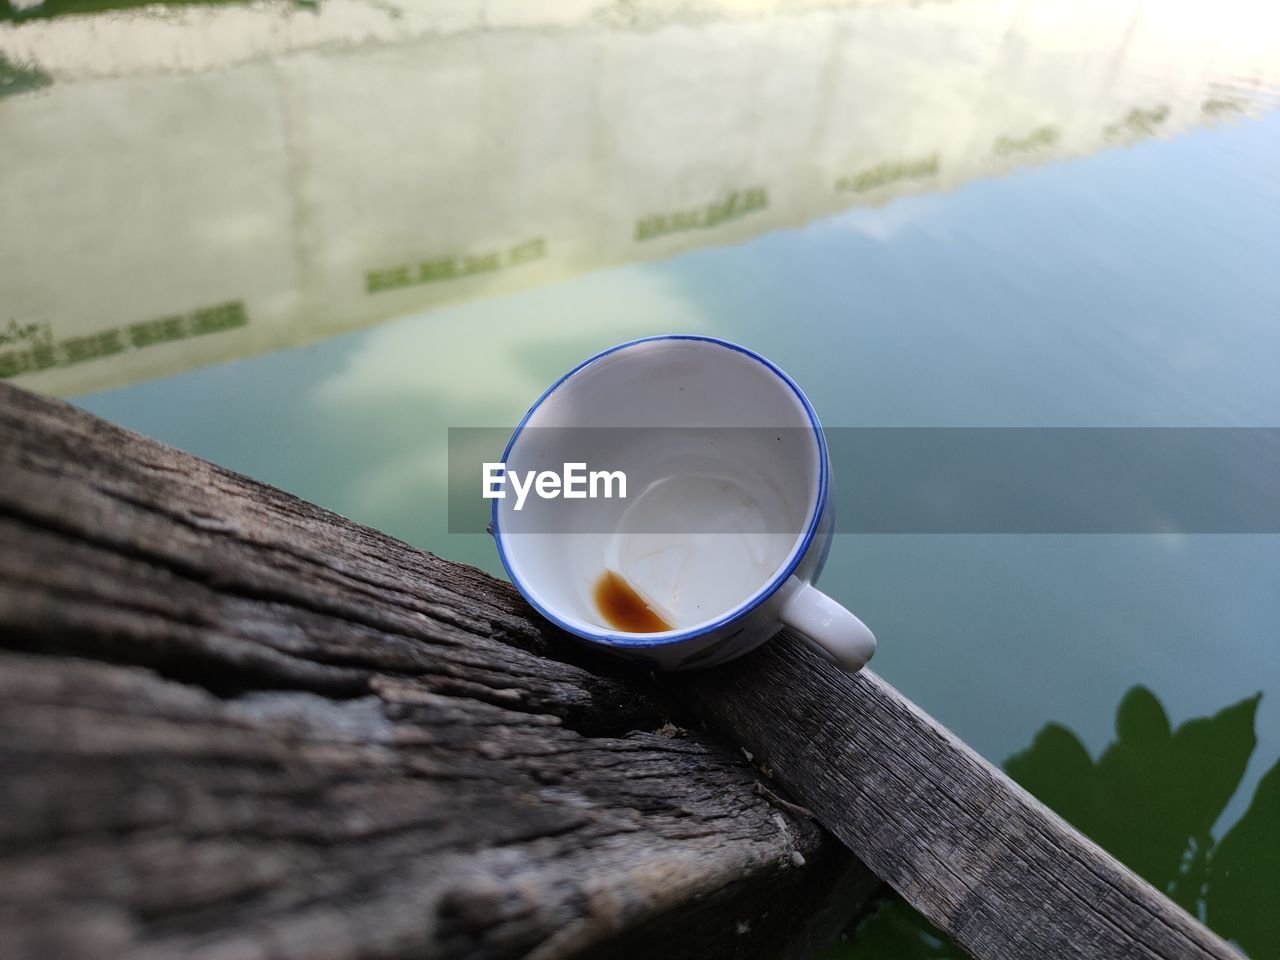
[495,337,823,643]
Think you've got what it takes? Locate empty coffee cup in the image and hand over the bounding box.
[493,335,875,672]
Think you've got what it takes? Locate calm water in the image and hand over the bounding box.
[4,0,1278,955]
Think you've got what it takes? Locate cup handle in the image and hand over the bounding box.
[779,578,876,673]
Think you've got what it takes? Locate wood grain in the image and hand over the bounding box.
[0,383,876,960]
[0,380,1241,960]
[677,637,1243,960]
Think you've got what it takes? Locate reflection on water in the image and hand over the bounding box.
[0,51,48,94]
[3,1,1279,957]
[829,687,1279,959]
[2,0,254,22]
[1009,687,1259,914]
[2,0,1278,394]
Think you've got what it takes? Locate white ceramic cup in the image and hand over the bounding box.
[493,335,875,672]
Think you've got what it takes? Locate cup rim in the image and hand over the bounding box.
[492,334,829,648]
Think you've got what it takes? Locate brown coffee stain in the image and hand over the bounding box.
[594,570,672,633]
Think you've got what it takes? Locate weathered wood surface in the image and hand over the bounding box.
[678,641,1244,960]
[0,383,877,960]
[0,381,1244,960]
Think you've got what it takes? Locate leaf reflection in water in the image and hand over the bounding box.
[824,686,1278,959]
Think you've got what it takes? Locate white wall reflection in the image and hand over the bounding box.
[2,0,1277,395]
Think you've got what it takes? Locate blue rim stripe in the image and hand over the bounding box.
[492,334,829,648]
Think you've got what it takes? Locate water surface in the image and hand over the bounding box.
[3,0,1278,954]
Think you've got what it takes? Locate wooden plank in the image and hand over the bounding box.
[676,638,1243,960]
[0,380,1242,960]
[0,382,878,960]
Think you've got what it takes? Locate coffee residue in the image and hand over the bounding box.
[594,570,672,633]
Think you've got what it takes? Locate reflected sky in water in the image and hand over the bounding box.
[4,0,1279,953]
